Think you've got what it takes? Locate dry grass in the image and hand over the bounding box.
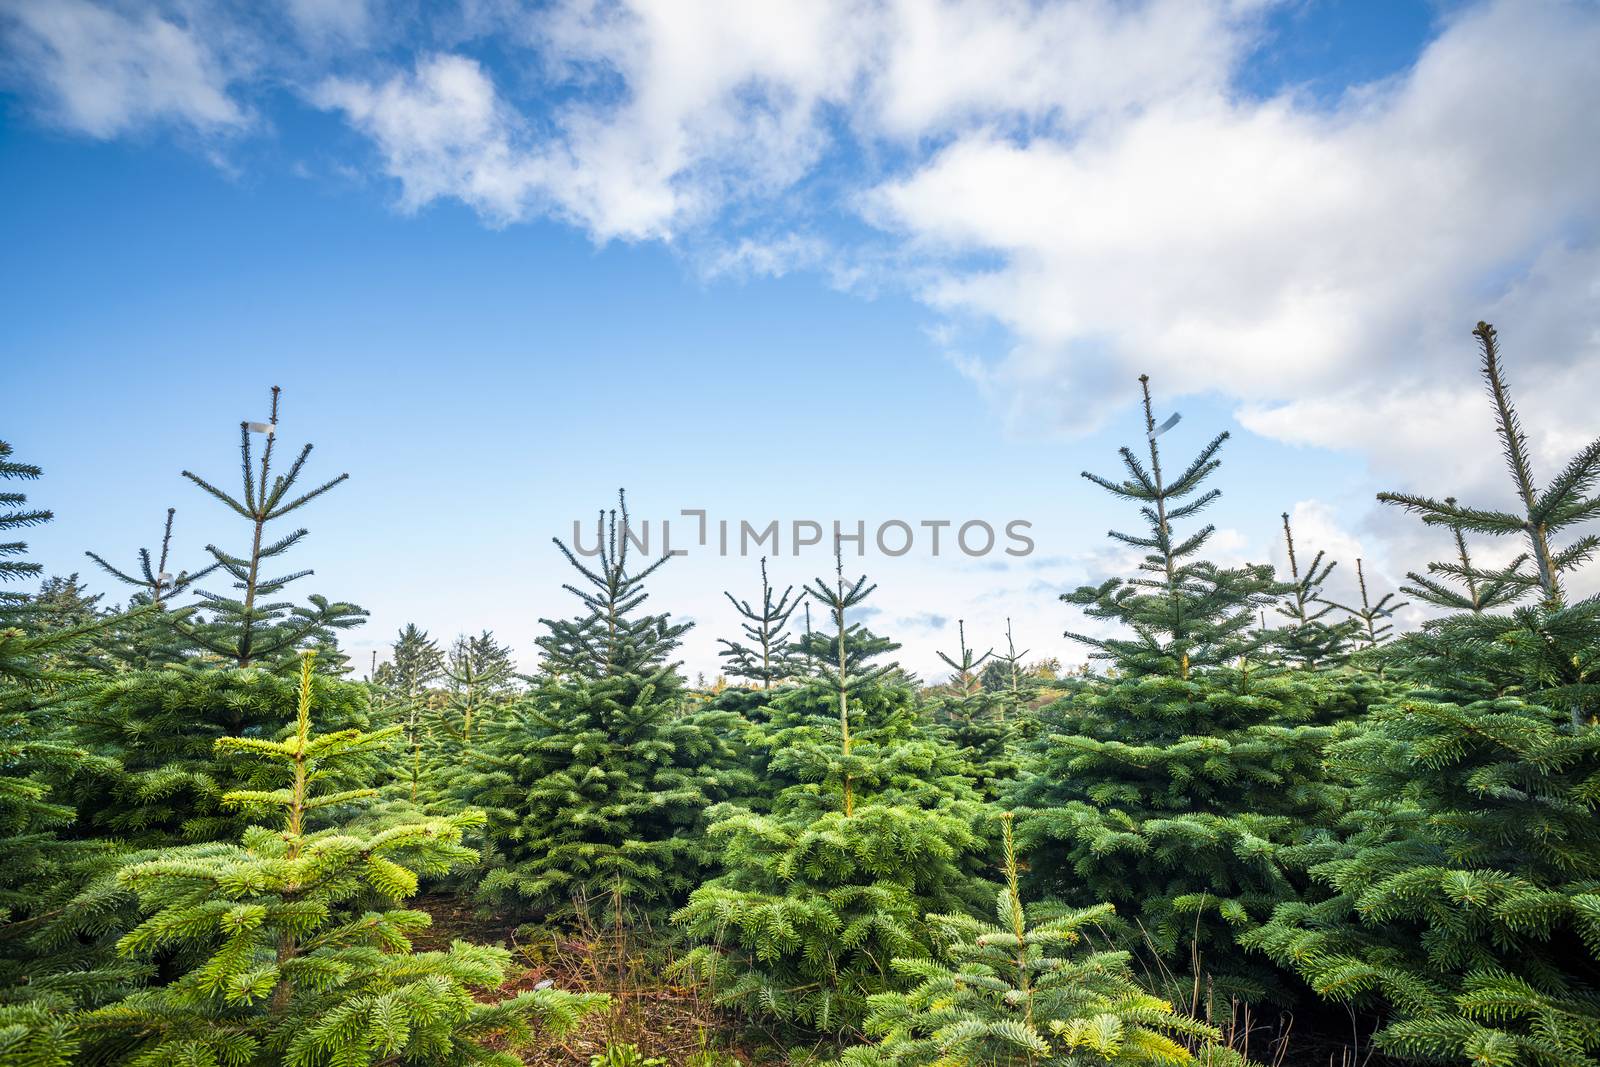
[410,893,758,1067]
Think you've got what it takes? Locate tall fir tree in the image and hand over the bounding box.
[537,490,689,678]
[77,653,605,1067]
[1377,322,1599,727]
[176,386,366,668]
[1247,321,1600,1066]
[718,556,802,690]
[1013,386,1350,1006]
[1063,375,1278,679]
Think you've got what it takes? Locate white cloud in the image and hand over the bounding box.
[869,0,1600,454]
[314,54,546,225]
[286,0,371,46]
[1,0,247,137]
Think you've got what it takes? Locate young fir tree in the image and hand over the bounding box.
[76,653,604,1067]
[1013,383,1348,1006]
[439,630,517,746]
[1063,375,1279,679]
[1246,322,1600,1066]
[374,623,445,802]
[937,619,993,697]
[1321,558,1406,651]
[718,556,802,690]
[843,813,1230,1067]
[674,561,988,1037]
[466,505,745,925]
[1377,322,1599,727]
[1272,512,1356,670]
[536,490,689,678]
[177,386,366,669]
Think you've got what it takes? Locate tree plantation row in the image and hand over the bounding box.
[2,322,1598,1067]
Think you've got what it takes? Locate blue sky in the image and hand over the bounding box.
[3,0,1597,679]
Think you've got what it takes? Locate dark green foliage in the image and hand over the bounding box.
[77,654,605,1066]
[718,556,802,689]
[843,813,1226,1067]
[1011,670,1349,1003]
[55,665,373,843]
[1244,695,1600,1067]
[1064,375,1278,679]
[537,490,690,678]
[0,440,49,615]
[470,670,752,924]
[177,386,366,668]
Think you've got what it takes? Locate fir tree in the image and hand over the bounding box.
[1377,323,1600,727]
[375,623,445,802]
[85,506,219,610]
[0,440,48,617]
[537,490,689,678]
[675,573,987,1037]
[1015,389,1350,1004]
[1272,512,1355,670]
[1064,375,1278,679]
[77,653,605,1066]
[1321,558,1406,650]
[718,556,802,690]
[936,619,992,697]
[469,671,751,925]
[843,813,1228,1067]
[440,630,517,745]
[177,386,366,668]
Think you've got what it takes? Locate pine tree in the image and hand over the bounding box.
[76,652,605,1066]
[177,386,366,668]
[1064,375,1278,679]
[440,630,517,745]
[1397,497,1524,615]
[1272,512,1355,670]
[375,623,445,802]
[537,490,689,678]
[843,813,1229,1067]
[718,556,802,690]
[1244,322,1600,1066]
